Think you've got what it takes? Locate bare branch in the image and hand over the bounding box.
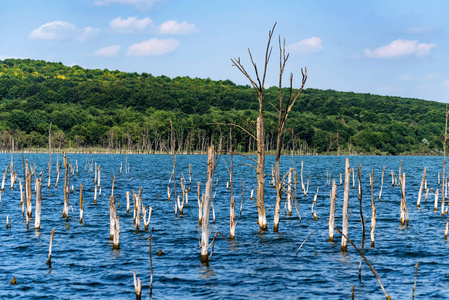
[230,58,259,91]
[209,123,257,142]
[248,49,262,91]
[208,231,237,261]
[236,153,258,165]
[268,101,280,113]
[282,66,308,126]
[239,162,257,171]
[335,227,390,299]
[295,230,314,255]
[261,23,277,88]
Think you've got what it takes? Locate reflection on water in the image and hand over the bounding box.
[0,154,448,298]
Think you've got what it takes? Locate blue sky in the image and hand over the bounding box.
[1,0,448,103]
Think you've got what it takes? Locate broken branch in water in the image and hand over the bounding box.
[335,227,390,299]
[295,230,314,255]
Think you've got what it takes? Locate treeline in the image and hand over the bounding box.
[0,58,445,155]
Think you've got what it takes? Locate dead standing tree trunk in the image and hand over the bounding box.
[62,153,69,218]
[341,158,351,252]
[231,24,278,231]
[201,145,217,263]
[273,36,307,232]
[442,105,448,216]
[224,128,237,239]
[48,122,52,189]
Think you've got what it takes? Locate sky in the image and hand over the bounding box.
[1,0,449,103]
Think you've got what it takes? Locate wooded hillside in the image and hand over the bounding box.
[0,58,445,155]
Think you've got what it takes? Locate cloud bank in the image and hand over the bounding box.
[287,37,322,55]
[158,20,196,35]
[30,21,99,42]
[95,45,122,57]
[127,38,180,56]
[110,16,153,33]
[364,39,437,58]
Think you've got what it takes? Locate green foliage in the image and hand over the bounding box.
[0,58,446,154]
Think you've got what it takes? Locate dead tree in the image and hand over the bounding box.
[224,128,237,239]
[230,25,278,231]
[273,34,307,232]
[442,105,448,215]
[48,122,52,189]
[62,153,69,218]
[341,158,351,252]
[201,145,217,263]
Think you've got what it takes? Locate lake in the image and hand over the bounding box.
[0,153,447,299]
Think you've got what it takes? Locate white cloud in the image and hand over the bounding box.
[127,38,179,56]
[93,0,162,10]
[364,39,437,58]
[286,37,322,55]
[95,45,122,57]
[29,21,99,42]
[159,20,196,35]
[30,21,77,40]
[110,16,153,33]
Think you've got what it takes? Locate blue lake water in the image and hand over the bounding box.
[0,153,447,299]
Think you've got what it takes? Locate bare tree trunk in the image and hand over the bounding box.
[201,145,215,263]
[62,153,69,218]
[143,205,152,231]
[79,184,84,224]
[133,271,142,300]
[369,167,376,248]
[109,195,116,239]
[126,191,130,213]
[1,165,8,191]
[329,180,337,242]
[25,161,32,219]
[113,214,120,249]
[341,158,351,252]
[417,167,427,208]
[378,166,385,201]
[34,178,42,229]
[400,173,409,225]
[273,119,283,232]
[435,189,439,212]
[256,116,268,231]
[48,122,52,189]
[46,228,55,266]
[287,169,292,216]
[358,164,365,280]
[229,129,237,239]
[443,105,448,215]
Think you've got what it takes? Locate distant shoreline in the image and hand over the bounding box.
[0,148,439,156]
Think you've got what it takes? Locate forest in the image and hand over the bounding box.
[0,58,445,155]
